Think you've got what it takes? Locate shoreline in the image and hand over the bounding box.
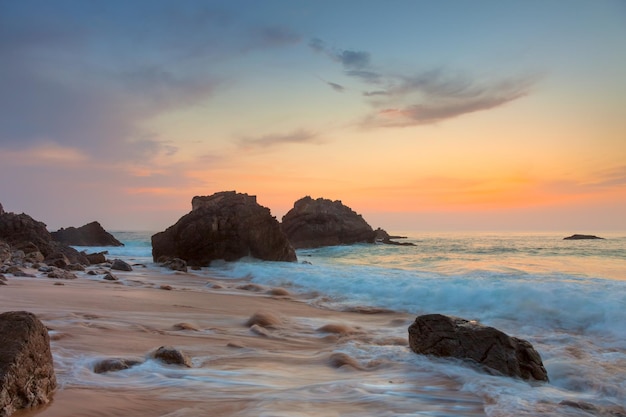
[2,265,486,417]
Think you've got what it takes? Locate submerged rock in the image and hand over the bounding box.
[152,346,192,367]
[152,191,296,266]
[0,311,57,416]
[281,196,376,248]
[408,313,548,382]
[51,221,123,246]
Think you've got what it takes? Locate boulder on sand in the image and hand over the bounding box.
[151,191,296,266]
[0,311,57,416]
[408,313,548,382]
[51,221,123,246]
[281,196,376,248]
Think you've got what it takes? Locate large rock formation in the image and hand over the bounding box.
[281,196,376,248]
[0,208,87,266]
[51,221,123,246]
[408,314,548,382]
[0,311,57,416]
[152,191,296,266]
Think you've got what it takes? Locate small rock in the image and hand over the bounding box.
[152,346,192,367]
[111,259,132,271]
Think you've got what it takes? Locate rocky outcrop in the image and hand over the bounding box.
[281,196,376,248]
[152,191,296,266]
[51,221,123,246]
[408,314,548,382]
[0,209,87,266]
[0,311,57,416]
[563,234,604,240]
[374,228,415,246]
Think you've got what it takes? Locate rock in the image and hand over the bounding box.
[46,268,77,280]
[152,346,191,367]
[93,358,142,374]
[84,251,107,265]
[281,196,377,248]
[408,314,548,382]
[110,259,132,271]
[0,241,10,264]
[0,203,3,215]
[51,221,123,246]
[151,191,297,266]
[43,252,70,269]
[102,273,118,281]
[374,228,415,246]
[563,234,604,240]
[0,210,89,267]
[159,257,188,272]
[0,311,57,416]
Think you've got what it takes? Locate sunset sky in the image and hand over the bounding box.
[1,0,625,232]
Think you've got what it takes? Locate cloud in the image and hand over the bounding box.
[0,2,302,163]
[309,38,539,127]
[238,129,321,149]
[308,38,382,83]
[365,74,537,127]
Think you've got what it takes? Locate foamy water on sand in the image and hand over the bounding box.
[4,231,625,416]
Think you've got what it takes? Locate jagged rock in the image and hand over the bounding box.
[563,234,604,240]
[110,259,132,271]
[51,221,123,246]
[152,191,296,266]
[102,273,118,281]
[0,210,88,267]
[152,346,192,367]
[0,203,3,215]
[281,196,376,248]
[0,311,57,416]
[408,314,548,382]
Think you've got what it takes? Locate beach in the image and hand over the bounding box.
[2,263,484,417]
[2,232,625,417]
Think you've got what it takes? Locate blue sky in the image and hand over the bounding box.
[1,0,625,231]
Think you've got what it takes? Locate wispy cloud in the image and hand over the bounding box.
[238,129,321,149]
[310,38,540,127]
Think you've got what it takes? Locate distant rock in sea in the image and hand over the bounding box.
[151,191,296,266]
[563,234,604,240]
[281,196,376,248]
[51,221,123,246]
[374,228,415,246]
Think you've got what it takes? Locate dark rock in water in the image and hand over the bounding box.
[110,259,132,271]
[560,400,626,416]
[408,314,548,382]
[563,234,604,240]
[159,257,188,272]
[93,358,142,374]
[374,228,416,246]
[0,311,57,416]
[51,221,123,246]
[152,191,296,266]
[152,346,192,367]
[281,196,376,248]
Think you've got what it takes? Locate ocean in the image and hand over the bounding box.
[69,231,625,416]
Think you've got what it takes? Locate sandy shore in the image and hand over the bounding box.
[1,266,485,417]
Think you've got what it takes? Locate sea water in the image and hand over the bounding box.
[72,231,626,416]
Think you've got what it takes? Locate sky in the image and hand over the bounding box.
[1,0,625,233]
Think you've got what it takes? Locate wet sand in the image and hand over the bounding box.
[1,266,485,417]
